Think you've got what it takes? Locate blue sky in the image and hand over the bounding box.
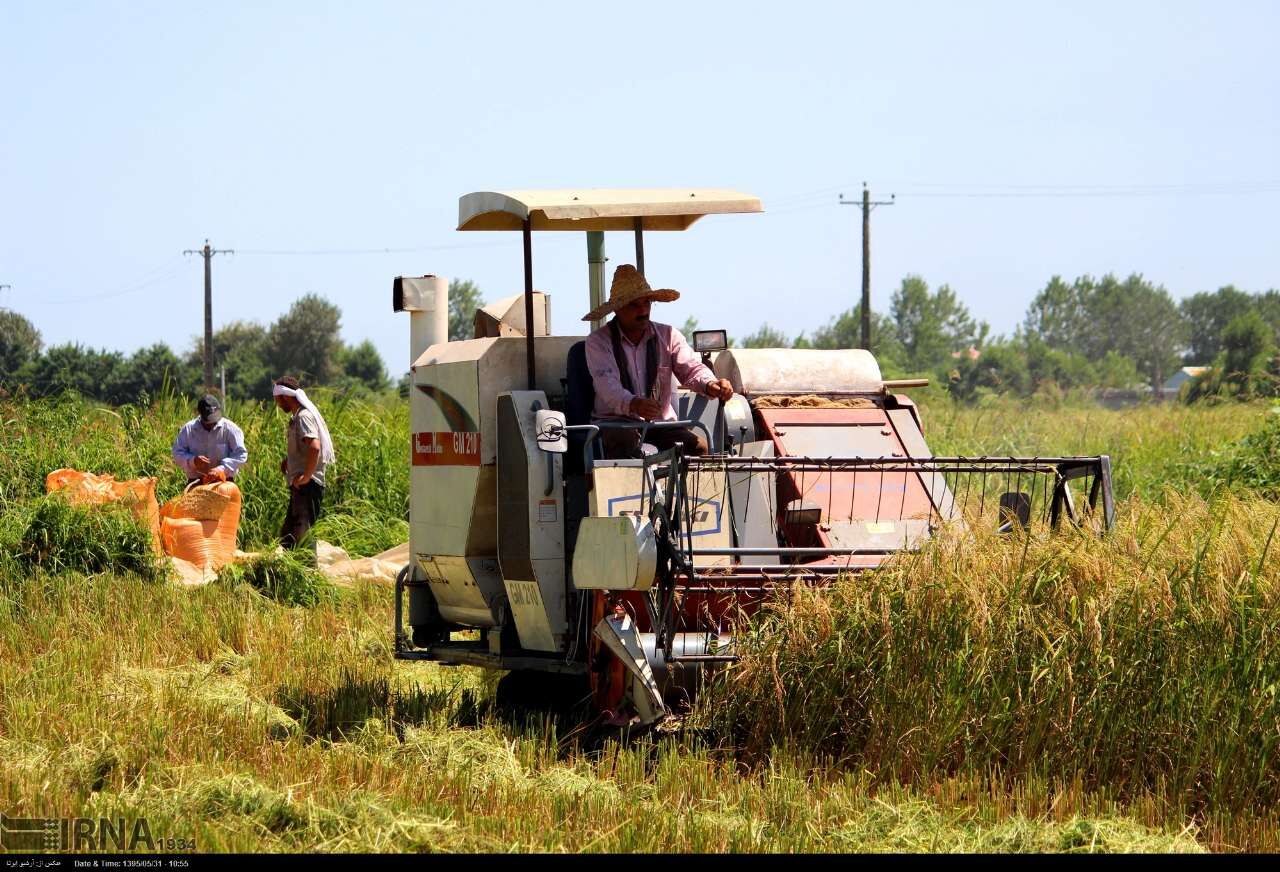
[2,1,1277,378]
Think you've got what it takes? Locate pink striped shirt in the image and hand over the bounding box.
[585,321,716,422]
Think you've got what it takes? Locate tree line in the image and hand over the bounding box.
[0,294,389,404]
[5,275,1277,406]
[733,275,1280,402]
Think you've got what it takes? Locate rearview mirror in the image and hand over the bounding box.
[693,329,728,354]
[535,408,568,453]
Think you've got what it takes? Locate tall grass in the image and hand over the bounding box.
[920,395,1265,500]
[0,390,408,554]
[698,492,1280,847]
[4,391,1280,850]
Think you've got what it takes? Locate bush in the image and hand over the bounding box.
[8,496,164,580]
[1199,406,1280,496]
[215,551,334,607]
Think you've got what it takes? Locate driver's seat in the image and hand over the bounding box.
[564,341,595,475]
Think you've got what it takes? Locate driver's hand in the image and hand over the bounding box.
[628,397,664,420]
[705,379,734,401]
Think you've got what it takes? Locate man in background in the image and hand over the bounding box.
[171,394,248,485]
[271,376,336,550]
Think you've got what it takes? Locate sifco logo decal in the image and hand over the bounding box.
[413,431,482,466]
[607,494,722,537]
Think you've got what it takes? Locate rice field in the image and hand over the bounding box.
[0,389,1277,852]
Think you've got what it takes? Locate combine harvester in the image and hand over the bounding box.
[393,189,1115,726]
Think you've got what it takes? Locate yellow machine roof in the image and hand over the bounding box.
[457,188,763,231]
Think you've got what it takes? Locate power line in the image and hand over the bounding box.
[882,179,1280,192]
[765,179,1280,213]
[235,236,580,256]
[30,260,187,306]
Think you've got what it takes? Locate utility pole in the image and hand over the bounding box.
[839,185,894,350]
[183,240,233,391]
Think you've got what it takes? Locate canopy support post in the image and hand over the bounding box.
[633,217,645,275]
[588,230,607,332]
[523,217,535,390]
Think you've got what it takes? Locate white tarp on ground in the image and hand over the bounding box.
[317,541,409,586]
[170,541,410,589]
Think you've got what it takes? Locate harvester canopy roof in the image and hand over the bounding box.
[457,188,763,232]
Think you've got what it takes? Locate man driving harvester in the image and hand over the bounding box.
[583,264,734,459]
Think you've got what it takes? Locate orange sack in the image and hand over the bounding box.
[45,469,162,549]
[159,482,243,571]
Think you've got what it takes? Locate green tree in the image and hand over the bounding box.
[1179,285,1255,364]
[1090,274,1185,390]
[105,343,190,405]
[1026,273,1185,390]
[267,294,343,384]
[448,279,485,341]
[21,344,122,399]
[889,276,987,375]
[186,320,274,399]
[1253,289,1280,338]
[947,340,1030,402]
[1094,351,1142,389]
[1023,338,1097,392]
[1208,310,1279,399]
[795,303,904,372]
[1022,276,1091,351]
[0,309,42,382]
[338,339,389,393]
[738,324,790,348]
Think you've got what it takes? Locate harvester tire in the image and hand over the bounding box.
[495,670,591,717]
[412,625,449,647]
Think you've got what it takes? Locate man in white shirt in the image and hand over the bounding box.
[171,395,248,485]
[272,376,336,550]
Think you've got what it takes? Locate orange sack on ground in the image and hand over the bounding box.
[159,482,243,571]
[45,469,162,548]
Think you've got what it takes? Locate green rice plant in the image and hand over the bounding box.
[310,505,409,558]
[0,391,409,555]
[1195,405,1280,497]
[920,396,1264,501]
[215,550,335,607]
[6,495,164,581]
[699,491,1280,829]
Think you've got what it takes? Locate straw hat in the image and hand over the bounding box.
[582,264,680,322]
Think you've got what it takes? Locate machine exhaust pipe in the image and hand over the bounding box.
[393,275,449,365]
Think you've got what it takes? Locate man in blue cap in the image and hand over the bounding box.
[171,394,249,485]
